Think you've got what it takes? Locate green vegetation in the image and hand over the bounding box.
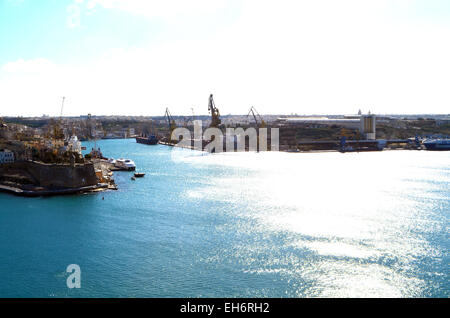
[35,150,84,164]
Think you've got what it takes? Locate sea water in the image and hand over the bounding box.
[0,139,448,297]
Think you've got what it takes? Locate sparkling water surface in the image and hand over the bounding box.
[0,139,448,297]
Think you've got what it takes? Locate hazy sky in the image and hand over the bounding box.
[1,0,450,116]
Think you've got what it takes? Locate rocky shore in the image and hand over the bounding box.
[0,160,117,197]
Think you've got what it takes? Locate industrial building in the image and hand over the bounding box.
[277,112,377,140]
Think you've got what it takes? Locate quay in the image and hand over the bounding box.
[0,183,110,197]
[157,138,412,153]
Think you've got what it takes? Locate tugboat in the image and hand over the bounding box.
[136,134,159,145]
[423,138,450,150]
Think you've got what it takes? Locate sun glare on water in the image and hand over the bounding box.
[178,150,448,297]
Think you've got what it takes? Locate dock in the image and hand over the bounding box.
[0,183,110,197]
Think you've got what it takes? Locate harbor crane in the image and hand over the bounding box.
[164,107,177,142]
[247,106,266,128]
[180,107,196,127]
[51,97,66,144]
[86,113,94,140]
[60,96,65,120]
[58,96,66,137]
[208,94,221,128]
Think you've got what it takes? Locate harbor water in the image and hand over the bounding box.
[0,139,448,297]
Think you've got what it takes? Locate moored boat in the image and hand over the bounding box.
[136,135,159,145]
[114,158,136,171]
[423,139,450,150]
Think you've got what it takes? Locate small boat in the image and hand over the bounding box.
[131,176,136,180]
[134,173,145,178]
[114,158,136,171]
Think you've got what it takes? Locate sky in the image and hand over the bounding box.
[1,0,450,116]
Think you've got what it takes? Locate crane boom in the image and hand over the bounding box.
[164,107,175,128]
[164,107,176,142]
[208,94,221,128]
[51,96,66,145]
[247,106,266,128]
[248,107,258,125]
[60,97,65,118]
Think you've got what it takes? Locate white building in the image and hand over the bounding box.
[0,150,15,164]
[67,135,82,155]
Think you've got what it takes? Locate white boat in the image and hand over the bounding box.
[114,158,136,171]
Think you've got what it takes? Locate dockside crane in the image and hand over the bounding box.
[52,97,66,145]
[208,94,221,128]
[58,96,66,137]
[60,96,65,121]
[247,106,266,128]
[164,107,176,142]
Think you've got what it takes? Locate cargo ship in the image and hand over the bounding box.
[423,139,450,150]
[136,135,159,145]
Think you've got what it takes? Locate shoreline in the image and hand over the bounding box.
[0,182,113,197]
[157,141,420,153]
[0,159,118,197]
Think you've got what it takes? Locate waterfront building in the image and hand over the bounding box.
[277,113,378,140]
[276,116,361,129]
[67,135,82,155]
